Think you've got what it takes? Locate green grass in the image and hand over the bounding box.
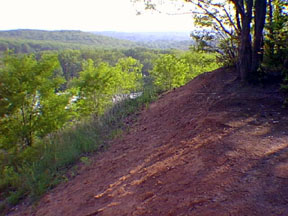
[0,86,158,215]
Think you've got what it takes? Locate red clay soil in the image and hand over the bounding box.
[8,67,288,216]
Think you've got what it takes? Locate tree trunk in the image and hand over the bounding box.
[238,0,253,81]
[252,0,267,73]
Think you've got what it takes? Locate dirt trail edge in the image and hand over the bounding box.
[9,68,288,216]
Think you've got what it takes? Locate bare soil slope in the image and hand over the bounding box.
[9,68,288,216]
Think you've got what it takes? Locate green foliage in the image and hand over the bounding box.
[0,53,76,209]
[190,31,215,52]
[0,30,137,53]
[0,40,218,212]
[0,83,158,212]
[58,49,82,81]
[137,40,192,50]
[190,30,237,67]
[81,49,126,66]
[264,0,288,77]
[0,53,72,153]
[0,30,193,53]
[57,49,128,88]
[115,57,143,91]
[71,57,143,116]
[123,48,162,76]
[150,51,219,91]
[181,51,220,80]
[80,156,91,165]
[215,37,238,67]
[150,54,190,91]
[188,0,239,66]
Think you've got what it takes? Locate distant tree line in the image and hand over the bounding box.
[0,30,195,52]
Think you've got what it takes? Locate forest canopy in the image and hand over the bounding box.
[0,30,194,52]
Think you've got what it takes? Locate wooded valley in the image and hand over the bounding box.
[1,0,288,214]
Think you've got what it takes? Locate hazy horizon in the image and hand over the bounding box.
[0,29,191,33]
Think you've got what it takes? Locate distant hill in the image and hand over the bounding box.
[93,31,193,50]
[0,29,137,52]
[136,40,192,50]
[93,31,191,42]
[0,30,193,53]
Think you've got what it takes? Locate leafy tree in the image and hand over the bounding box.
[150,54,190,90]
[0,53,71,152]
[133,0,268,81]
[185,0,267,80]
[264,0,288,75]
[181,51,219,80]
[115,57,143,92]
[123,48,161,76]
[72,57,142,116]
[58,50,82,81]
[190,31,215,52]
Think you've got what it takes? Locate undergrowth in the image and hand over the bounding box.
[0,86,158,215]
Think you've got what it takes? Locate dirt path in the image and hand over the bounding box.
[9,68,288,216]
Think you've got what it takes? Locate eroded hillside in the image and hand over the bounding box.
[9,67,288,216]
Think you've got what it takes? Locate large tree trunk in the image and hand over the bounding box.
[238,0,253,81]
[252,0,267,73]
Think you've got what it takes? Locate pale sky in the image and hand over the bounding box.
[0,0,194,32]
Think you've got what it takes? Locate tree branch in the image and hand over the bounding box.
[223,6,240,35]
[236,6,242,31]
[196,2,234,37]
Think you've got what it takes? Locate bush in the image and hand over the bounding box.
[0,86,158,213]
